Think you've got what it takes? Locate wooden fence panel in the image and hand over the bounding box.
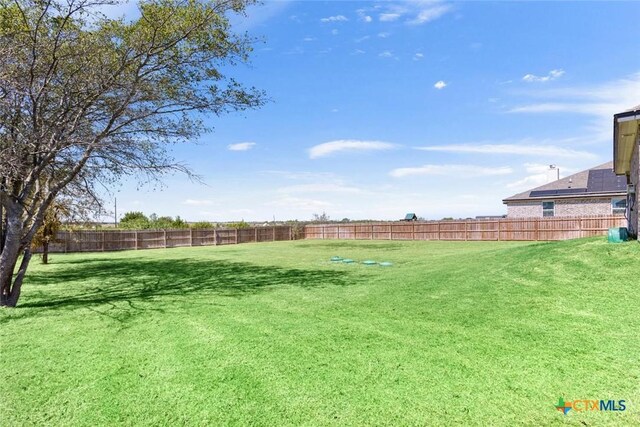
[104,231,137,251]
[274,226,291,241]
[191,229,216,246]
[136,231,164,249]
[43,226,292,253]
[439,221,466,241]
[414,223,439,240]
[337,225,354,239]
[468,221,499,241]
[166,230,191,248]
[500,218,537,241]
[391,223,413,240]
[372,224,392,240]
[304,226,323,239]
[304,216,626,242]
[354,225,372,240]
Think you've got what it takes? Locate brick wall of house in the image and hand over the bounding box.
[506,201,541,218]
[630,140,639,237]
[507,197,623,218]
[555,198,616,216]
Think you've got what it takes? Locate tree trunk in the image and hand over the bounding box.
[42,241,49,265]
[0,231,22,307]
[0,205,33,307]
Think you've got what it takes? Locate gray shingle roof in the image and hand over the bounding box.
[503,161,626,202]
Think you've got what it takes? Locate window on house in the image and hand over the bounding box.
[612,197,627,215]
[542,201,555,217]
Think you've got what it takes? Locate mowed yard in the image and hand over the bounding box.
[1,238,639,426]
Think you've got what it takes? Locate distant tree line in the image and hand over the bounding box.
[119,212,190,230]
[117,212,254,230]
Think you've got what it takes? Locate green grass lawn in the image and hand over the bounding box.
[2,238,640,426]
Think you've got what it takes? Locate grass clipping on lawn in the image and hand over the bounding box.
[1,238,639,426]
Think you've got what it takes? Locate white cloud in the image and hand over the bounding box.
[373,1,453,25]
[227,142,256,151]
[355,35,370,43]
[506,163,576,190]
[390,164,513,178]
[352,49,366,55]
[262,170,339,181]
[508,72,640,141]
[356,8,373,22]
[509,102,617,115]
[434,80,447,90]
[266,197,332,211]
[278,183,364,194]
[331,29,339,35]
[321,15,348,23]
[407,4,452,25]
[283,47,304,55]
[183,199,215,206]
[378,32,391,38]
[416,143,596,159]
[380,13,401,22]
[309,139,396,159]
[230,208,254,215]
[522,69,565,83]
[379,50,394,58]
[303,37,316,42]
[413,53,424,61]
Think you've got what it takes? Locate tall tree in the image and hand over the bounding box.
[0,0,265,306]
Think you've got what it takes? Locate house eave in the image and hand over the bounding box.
[613,108,640,176]
[502,191,626,204]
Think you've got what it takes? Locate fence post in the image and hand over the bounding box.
[497,219,501,241]
[437,222,441,240]
[255,227,258,242]
[235,228,239,244]
[579,218,583,238]
[214,229,218,246]
[163,230,167,248]
[272,226,276,241]
[101,231,105,252]
[465,220,468,241]
[289,226,292,241]
[388,224,392,240]
[535,219,539,241]
[412,222,415,241]
[322,226,325,240]
[135,231,139,250]
[64,231,69,253]
[337,225,340,240]
[370,224,374,240]
[190,228,193,247]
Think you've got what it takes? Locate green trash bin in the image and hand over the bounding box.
[608,227,628,243]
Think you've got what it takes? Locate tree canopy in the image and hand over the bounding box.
[0,0,265,306]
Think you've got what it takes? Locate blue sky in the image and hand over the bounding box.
[106,0,640,222]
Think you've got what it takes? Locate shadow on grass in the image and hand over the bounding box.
[8,257,357,323]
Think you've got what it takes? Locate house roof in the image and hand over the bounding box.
[613,105,640,175]
[503,162,626,203]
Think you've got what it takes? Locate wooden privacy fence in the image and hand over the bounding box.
[304,216,626,242]
[44,226,292,253]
